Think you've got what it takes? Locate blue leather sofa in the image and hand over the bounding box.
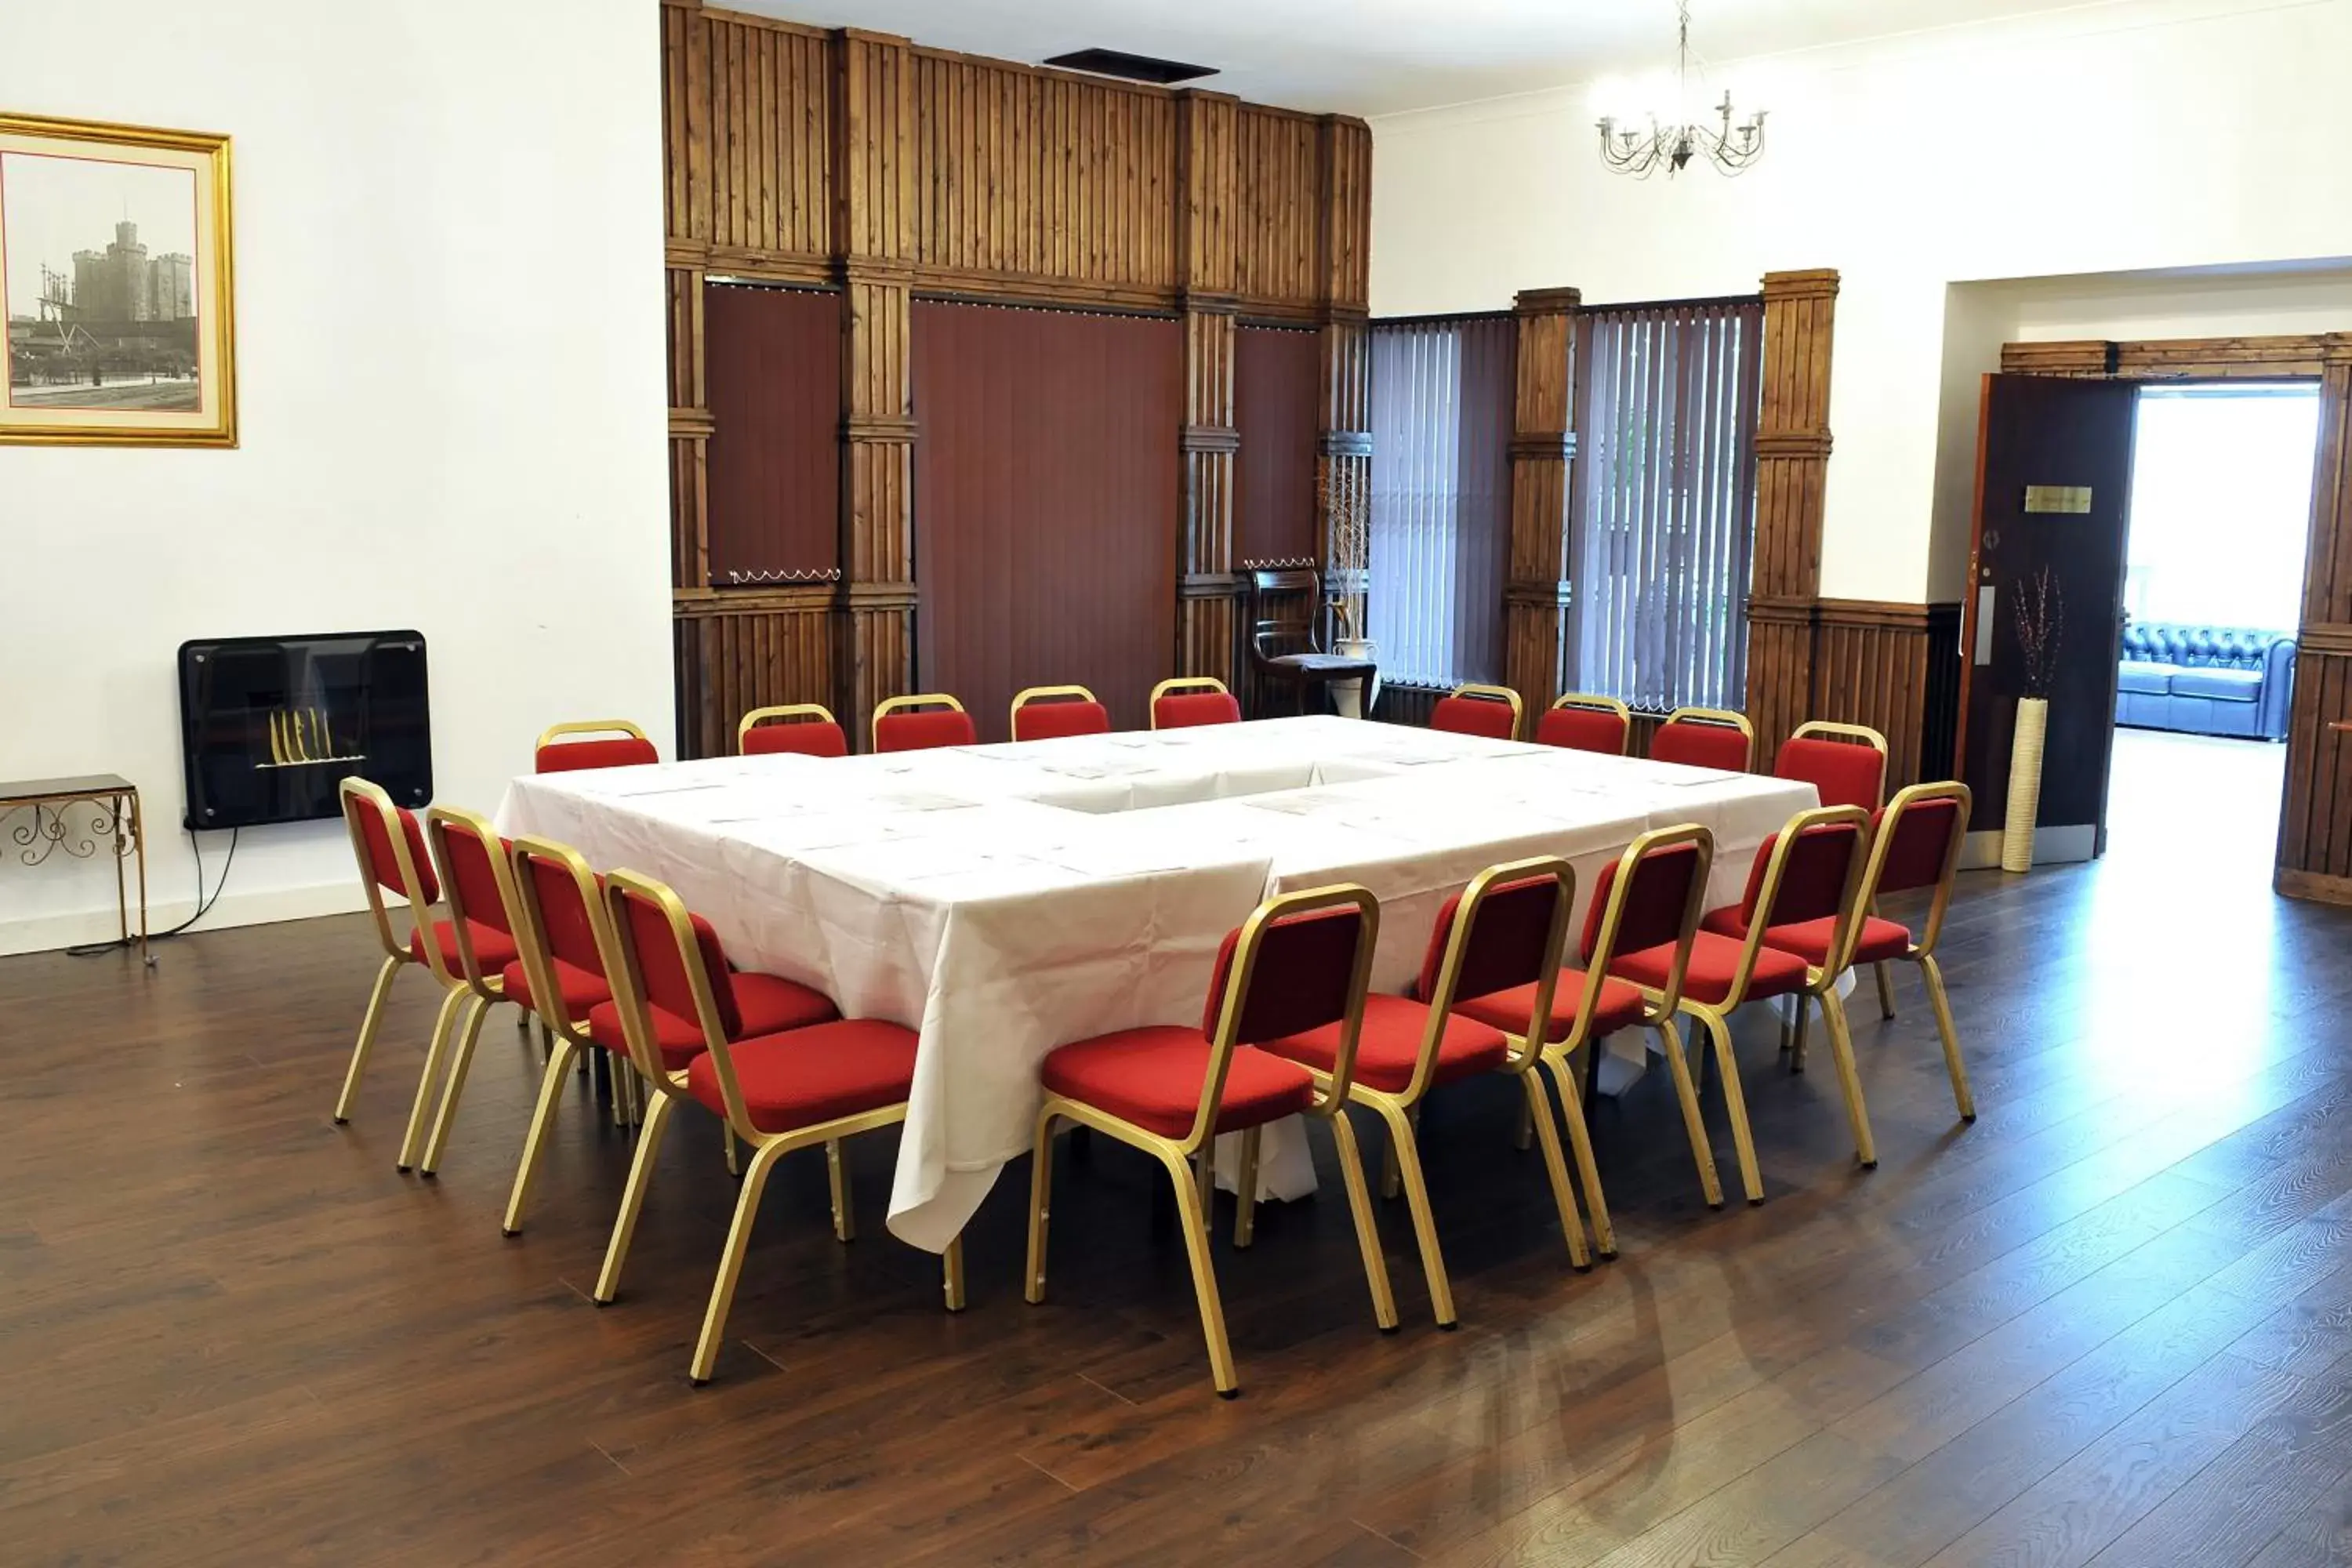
[2114,622,2296,741]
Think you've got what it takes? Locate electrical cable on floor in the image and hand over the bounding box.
[65,827,239,958]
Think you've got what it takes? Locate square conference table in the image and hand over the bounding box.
[496,716,1815,1252]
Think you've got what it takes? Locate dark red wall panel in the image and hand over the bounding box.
[1235,325,1322,569]
[703,283,841,583]
[912,301,1181,740]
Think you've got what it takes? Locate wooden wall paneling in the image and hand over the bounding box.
[674,587,837,760]
[1745,267,1840,770]
[1176,91,1242,691]
[1998,340,2114,378]
[1504,287,1580,718]
[1312,118,1374,645]
[1807,600,1962,793]
[2279,343,2352,899]
[665,259,710,595]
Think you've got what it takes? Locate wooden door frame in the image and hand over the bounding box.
[1989,331,2352,902]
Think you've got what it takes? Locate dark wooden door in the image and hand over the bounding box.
[1956,374,2140,858]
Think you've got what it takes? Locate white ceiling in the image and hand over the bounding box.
[731,0,2123,115]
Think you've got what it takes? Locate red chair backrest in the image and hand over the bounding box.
[1774,737,1885,811]
[1873,796,1963,895]
[350,799,439,904]
[875,708,978,753]
[612,882,744,1040]
[1154,691,1243,729]
[536,735,659,774]
[1014,699,1112,742]
[1417,874,1562,1004]
[517,850,607,977]
[1202,906,1366,1044]
[1431,694,1518,741]
[1535,706,1628,755]
[1740,822,1865,928]
[743,720,848,758]
[1581,841,1704,964]
[433,815,513,936]
[1651,719,1749,771]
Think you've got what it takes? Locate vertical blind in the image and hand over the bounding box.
[1367,315,1514,688]
[1568,299,1764,713]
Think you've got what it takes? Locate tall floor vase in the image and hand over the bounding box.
[2001,696,2049,873]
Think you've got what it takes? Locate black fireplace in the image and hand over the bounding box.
[176,630,431,829]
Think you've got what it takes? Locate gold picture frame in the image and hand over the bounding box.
[0,112,236,447]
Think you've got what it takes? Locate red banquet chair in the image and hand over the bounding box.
[1011,684,1112,742]
[1025,884,1398,1396]
[737,702,848,759]
[335,779,509,1177]
[872,693,977,753]
[1666,804,1877,1202]
[1256,858,1602,1327]
[1445,824,1714,1249]
[1773,720,1898,1018]
[594,869,961,1385]
[1650,706,1755,772]
[535,719,659,774]
[1534,692,1632,755]
[1430,682,1524,742]
[1151,676,1243,730]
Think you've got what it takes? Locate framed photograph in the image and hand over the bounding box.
[0,112,235,447]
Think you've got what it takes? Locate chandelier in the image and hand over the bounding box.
[1595,3,1766,178]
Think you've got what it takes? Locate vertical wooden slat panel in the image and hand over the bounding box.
[1744,268,1840,770]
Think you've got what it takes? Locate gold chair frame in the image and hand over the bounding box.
[870,692,967,753]
[1638,804,1875,1204]
[1544,691,1634,754]
[535,717,650,754]
[1024,884,1398,1397]
[1443,682,1526,742]
[1010,683,1104,739]
[332,779,446,1165]
[1149,676,1235,729]
[409,804,532,1178]
[1783,718,1898,1022]
[595,869,965,1385]
[1656,706,1756,771]
[736,702,841,755]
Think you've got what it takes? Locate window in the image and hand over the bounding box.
[2125,383,2318,630]
[1568,300,1763,713]
[1367,315,1514,688]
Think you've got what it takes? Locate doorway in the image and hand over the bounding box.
[2106,381,2321,875]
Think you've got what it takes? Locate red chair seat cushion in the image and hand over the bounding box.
[535,736,659,773]
[1263,993,1509,1095]
[1700,907,1913,967]
[586,970,839,1070]
[499,957,610,1020]
[1041,1025,1316,1139]
[1453,967,1650,1047]
[1613,929,1810,1006]
[409,919,518,977]
[685,1019,919,1134]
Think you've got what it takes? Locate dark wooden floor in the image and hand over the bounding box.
[10,823,2352,1566]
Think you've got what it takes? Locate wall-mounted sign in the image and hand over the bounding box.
[2023,485,2093,514]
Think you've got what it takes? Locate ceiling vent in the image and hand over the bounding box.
[1041,48,1217,86]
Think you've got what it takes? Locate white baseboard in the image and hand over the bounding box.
[0,880,370,957]
[1960,825,2098,872]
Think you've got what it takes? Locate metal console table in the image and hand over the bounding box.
[1,775,151,964]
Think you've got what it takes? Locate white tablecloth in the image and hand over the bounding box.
[495,716,1815,1250]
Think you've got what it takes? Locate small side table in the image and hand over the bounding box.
[0,774,150,965]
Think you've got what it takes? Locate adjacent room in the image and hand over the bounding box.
[7,2,2352,1564]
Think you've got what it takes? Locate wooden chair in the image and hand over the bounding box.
[1011,684,1112,742]
[1430,683,1524,742]
[1151,677,1243,730]
[1247,568,1376,717]
[872,693,977,753]
[1535,693,1632,755]
[1650,707,1754,772]
[535,720,659,773]
[738,703,848,758]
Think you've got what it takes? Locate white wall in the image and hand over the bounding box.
[1369,0,2352,603]
[0,1,673,955]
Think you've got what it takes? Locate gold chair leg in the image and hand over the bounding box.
[1515,1101,1535,1151]
[826,1139,855,1243]
[1024,1110,1058,1305]
[1657,1015,1724,1209]
[1873,960,1898,1021]
[1918,953,1976,1123]
[1700,1008,1765,1204]
[593,1091,677,1304]
[1233,1126,1261,1248]
[1544,1052,1617,1260]
[1817,987,1878,1169]
[503,1037,580,1235]
[1791,994,1812,1074]
[690,1136,790,1385]
[397,987,467,1172]
[333,954,401,1123]
[1326,1110,1399,1332]
[1160,1149,1239,1397]
[724,1125,740,1177]
[1520,1070,1592,1272]
[942,1233,966,1312]
[1380,1103,1417,1200]
[419,993,492,1176]
[1375,1100,1456,1328]
[515,1005,530,1033]
[1196,1142,1215,1215]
